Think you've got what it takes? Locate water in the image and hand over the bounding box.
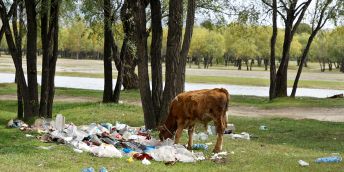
[1,73,343,98]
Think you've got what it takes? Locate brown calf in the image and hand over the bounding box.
[159,88,229,153]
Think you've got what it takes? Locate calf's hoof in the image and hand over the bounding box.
[213,148,221,153]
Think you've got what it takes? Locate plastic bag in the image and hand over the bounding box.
[175,147,196,163]
[149,146,176,162]
[91,145,122,158]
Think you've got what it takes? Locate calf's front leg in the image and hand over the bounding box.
[187,126,195,150]
[174,122,185,144]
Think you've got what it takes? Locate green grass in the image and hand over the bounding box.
[0,100,343,171]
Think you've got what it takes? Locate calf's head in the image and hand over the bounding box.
[158,125,174,141]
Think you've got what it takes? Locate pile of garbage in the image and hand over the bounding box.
[7,114,230,165]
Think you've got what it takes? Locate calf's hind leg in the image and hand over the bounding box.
[214,114,226,153]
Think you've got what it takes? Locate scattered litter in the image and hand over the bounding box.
[315,155,342,163]
[259,125,268,131]
[7,119,27,128]
[230,151,235,154]
[81,167,95,172]
[298,160,309,167]
[207,125,216,135]
[91,145,122,158]
[73,148,83,153]
[8,114,219,165]
[193,132,208,141]
[126,157,134,163]
[55,114,65,131]
[37,164,43,167]
[229,132,250,140]
[25,134,34,138]
[99,167,108,172]
[192,144,208,150]
[142,158,151,165]
[227,124,235,131]
[211,152,229,164]
[193,152,206,161]
[37,146,54,150]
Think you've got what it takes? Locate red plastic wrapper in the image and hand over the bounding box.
[133,153,153,160]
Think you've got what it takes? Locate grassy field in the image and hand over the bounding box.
[0,99,343,172]
[0,74,344,172]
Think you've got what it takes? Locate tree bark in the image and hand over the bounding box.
[0,0,32,121]
[133,0,156,129]
[39,0,59,118]
[273,0,311,98]
[24,0,39,120]
[103,0,114,103]
[120,0,139,90]
[150,0,163,122]
[269,0,277,100]
[46,0,59,118]
[291,33,316,97]
[176,0,196,94]
[39,0,50,117]
[13,0,24,119]
[159,0,183,123]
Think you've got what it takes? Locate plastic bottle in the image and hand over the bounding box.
[192,144,208,150]
[55,114,65,131]
[315,155,342,163]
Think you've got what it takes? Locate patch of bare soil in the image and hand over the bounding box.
[228,106,344,122]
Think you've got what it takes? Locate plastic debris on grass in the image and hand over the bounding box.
[8,114,229,165]
[298,160,309,167]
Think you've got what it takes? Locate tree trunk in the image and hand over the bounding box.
[273,0,311,98]
[159,0,183,123]
[133,0,156,129]
[269,0,277,100]
[103,0,114,103]
[39,0,59,118]
[39,0,50,117]
[46,0,59,118]
[238,59,242,70]
[0,0,32,121]
[175,0,195,94]
[24,0,39,120]
[150,0,163,122]
[120,0,139,90]
[112,34,122,103]
[291,32,316,97]
[13,0,24,119]
[328,61,332,71]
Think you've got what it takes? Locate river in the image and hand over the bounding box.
[1,73,342,98]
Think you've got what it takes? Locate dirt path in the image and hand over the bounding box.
[228,106,344,122]
[2,94,343,122]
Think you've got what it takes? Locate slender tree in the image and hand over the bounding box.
[262,0,312,98]
[102,0,114,102]
[291,0,338,97]
[269,0,277,100]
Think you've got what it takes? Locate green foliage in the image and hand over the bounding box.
[189,27,225,60]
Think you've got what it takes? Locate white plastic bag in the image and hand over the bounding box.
[149,146,176,162]
[91,145,122,158]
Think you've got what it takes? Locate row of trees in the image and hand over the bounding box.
[3,19,342,73]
